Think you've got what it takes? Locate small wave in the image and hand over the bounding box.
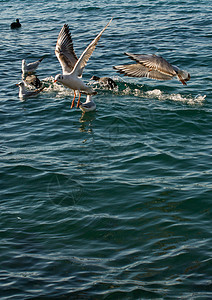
[42,77,206,106]
[115,80,207,106]
[42,76,74,97]
[145,89,206,105]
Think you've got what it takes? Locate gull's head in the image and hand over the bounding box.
[54,74,64,83]
[174,66,191,85]
[16,81,24,87]
[183,71,190,82]
[180,70,191,85]
[16,81,26,92]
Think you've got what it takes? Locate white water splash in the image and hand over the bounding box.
[120,85,206,106]
[145,89,206,105]
[42,76,74,98]
[41,77,206,106]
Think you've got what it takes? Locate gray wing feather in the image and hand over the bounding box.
[25,87,44,97]
[72,18,113,77]
[26,58,44,72]
[125,53,176,77]
[113,64,173,80]
[55,24,78,74]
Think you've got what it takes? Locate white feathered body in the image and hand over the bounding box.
[79,95,96,112]
[54,19,113,100]
[55,73,94,95]
[17,81,44,100]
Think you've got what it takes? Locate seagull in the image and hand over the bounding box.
[22,57,44,77]
[24,74,42,89]
[54,18,113,109]
[90,75,117,89]
[11,19,21,29]
[79,95,96,113]
[16,81,44,100]
[113,53,190,85]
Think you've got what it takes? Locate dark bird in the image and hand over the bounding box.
[24,75,42,89]
[91,75,117,89]
[113,53,190,85]
[11,19,21,29]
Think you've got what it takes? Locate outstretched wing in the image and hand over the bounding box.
[26,87,45,97]
[72,18,113,77]
[113,63,173,80]
[125,53,177,77]
[55,24,78,74]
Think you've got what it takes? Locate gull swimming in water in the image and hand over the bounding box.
[16,81,44,100]
[113,53,190,85]
[79,95,96,113]
[90,75,117,89]
[22,57,44,77]
[54,18,113,109]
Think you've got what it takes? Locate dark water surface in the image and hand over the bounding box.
[0,0,212,299]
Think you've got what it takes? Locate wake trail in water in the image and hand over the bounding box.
[111,77,206,106]
[41,76,206,106]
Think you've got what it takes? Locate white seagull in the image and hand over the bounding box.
[16,81,44,100]
[22,57,44,77]
[113,53,190,85]
[79,95,96,113]
[54,18,113,109]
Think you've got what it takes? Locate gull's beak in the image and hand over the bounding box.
[54,80,57,83]
[16,84,19,86]
[180,79,187,86]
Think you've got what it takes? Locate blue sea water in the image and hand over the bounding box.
[0,0,212,299]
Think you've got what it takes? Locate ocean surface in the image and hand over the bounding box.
[0,0,212,299]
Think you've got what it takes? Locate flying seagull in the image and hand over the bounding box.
[54,18,113,109]
[113,53,190,85]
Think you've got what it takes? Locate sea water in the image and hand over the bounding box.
[0,0,211,299]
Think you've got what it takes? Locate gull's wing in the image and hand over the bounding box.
[55,24,78,74]
[72,18,113,77]
[24,75,42,88]
[26,87,44,97]
[113,63,173,80]
[125,53,176,77]
[26,58,44,71]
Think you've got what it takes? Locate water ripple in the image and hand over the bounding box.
[0,0,212,299]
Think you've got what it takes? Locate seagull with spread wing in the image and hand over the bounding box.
[113,53,190,85]
[54,18,113,109]
[22,58,44,77]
